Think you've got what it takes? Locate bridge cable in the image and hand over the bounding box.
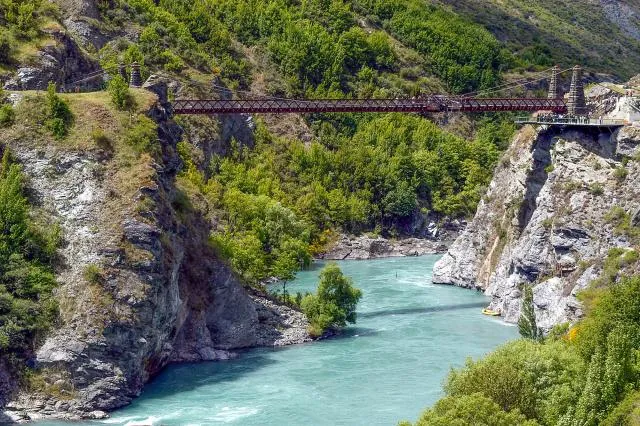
[465,67,575,98]
[206,66,573,104]
[460,67,556,97]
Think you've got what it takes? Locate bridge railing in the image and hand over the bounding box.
[515,116,627,126]
[171,97,567,115]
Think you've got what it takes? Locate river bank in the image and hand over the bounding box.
[32,257,516,426]
[318,223,463,261]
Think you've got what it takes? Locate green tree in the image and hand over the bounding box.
[518,285,541,341]
[301,263,362,336]
[383,180,417,219]
[107,75,131,110]
[406,393,539,426]
[0,149,59,370]
[444,339,585,424]
[45,82,73,140]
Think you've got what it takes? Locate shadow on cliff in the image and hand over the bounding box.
[518,127,617,232]
[139,353,279,400]
[555,127,618,159]
[358,302,487,319]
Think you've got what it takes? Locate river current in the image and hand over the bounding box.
[40,256,517,426]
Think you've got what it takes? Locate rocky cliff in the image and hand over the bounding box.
[434,120,640,330]
[0,89,310,422]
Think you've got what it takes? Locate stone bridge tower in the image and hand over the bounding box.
[567,65,587,116]
[547,65,561,99]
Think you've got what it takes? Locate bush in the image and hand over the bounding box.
[107,75,132,110]
[0,150,59,372]
[160,50,185,72]
[614,166,628,181]
[301,263,362,336]
[444,339,585,424]
[82,264,103,284]
[91,127,112,151]
[406,393,539,426]
[588,182,604,196]
[45,82,73,140]
[0,104,15,127]
[125,115,158,155]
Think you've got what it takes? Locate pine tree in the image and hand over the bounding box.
[518,285,541,341]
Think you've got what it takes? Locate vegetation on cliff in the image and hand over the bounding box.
[179,114,509,283]
[0,150,59,374]
[404,253,640,426]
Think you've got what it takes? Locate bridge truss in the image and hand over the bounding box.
[171,97,567,115]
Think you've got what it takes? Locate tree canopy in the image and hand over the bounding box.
[301,263,362,336]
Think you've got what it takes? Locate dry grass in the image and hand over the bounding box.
[2,89,162,329]
[26,368,78,401]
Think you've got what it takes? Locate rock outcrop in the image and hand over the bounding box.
[434,124,640,330]
[319,234,451,260]
[1,94,310,422]
[3,29,102,91]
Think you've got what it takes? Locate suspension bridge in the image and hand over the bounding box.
[72,64,633,126]
[169,65,580,116]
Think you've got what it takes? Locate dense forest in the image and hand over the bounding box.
[86,0,516,282]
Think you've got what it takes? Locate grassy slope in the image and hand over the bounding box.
[438,0,640,79]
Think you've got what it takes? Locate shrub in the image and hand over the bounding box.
[444,339,585,424]
[125,115,158,155]
[575,275,640,360]
[588,182,604,196]
[406,393,539,426]
[91,127,112,151]
[0,150,59,372]
[601,390,640,426]
[0,104,15,127]
[107,75,132,110]
[614,166,628,181]
[45,82,73,140]
[82,264,103,284]
[160,50,185,72]
[301,263,362,336]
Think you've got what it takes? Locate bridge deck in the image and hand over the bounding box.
[171,97,567,115]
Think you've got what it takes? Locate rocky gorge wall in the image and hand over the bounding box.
[433,123,640,330]
[1,90,310,423]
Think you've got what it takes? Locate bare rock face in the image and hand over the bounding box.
[1,99,310,421]
[320,234,451,260]
[53,0,110,49]
[434,125,640,330]
[3,30,101,91]
[600,0,640,41]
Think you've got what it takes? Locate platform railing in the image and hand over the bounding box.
[515,116,627,126]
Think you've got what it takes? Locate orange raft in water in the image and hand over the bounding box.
[482,308,501,317]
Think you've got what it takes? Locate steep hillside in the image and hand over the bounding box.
[2,0,640,420]
[438,0,640,79]
[0,85,310,421]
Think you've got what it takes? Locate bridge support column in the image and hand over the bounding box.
[130,62,142,88]
[118,63,128,83]
[567,65,586,116]
[547,65,560,99]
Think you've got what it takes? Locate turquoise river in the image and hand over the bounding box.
[41,255,518,426]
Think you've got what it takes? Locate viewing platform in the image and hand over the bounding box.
[515,116,627,128]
